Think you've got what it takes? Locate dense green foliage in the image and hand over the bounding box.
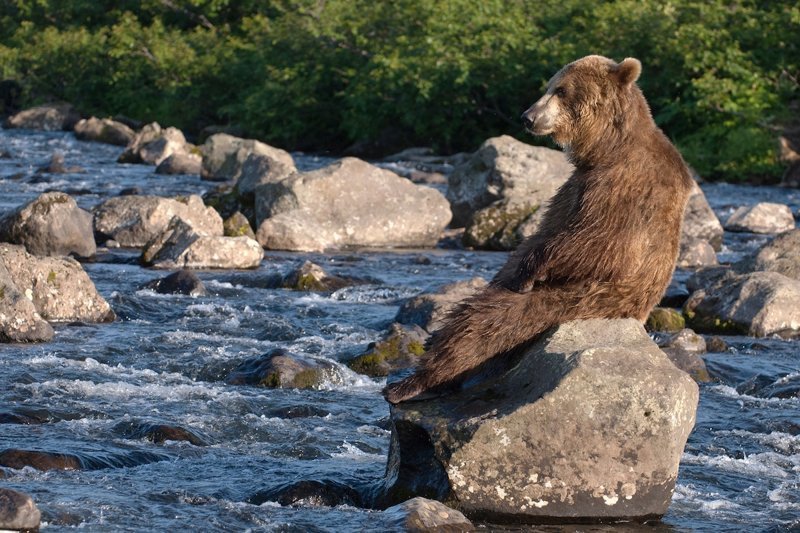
[1,1,798,181]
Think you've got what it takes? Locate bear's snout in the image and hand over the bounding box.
[521,111,535,130]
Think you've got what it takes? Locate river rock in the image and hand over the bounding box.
[446,136,572,228]
[656,329,710,382]
[3,103,80,131]
[395,277,487,333]
[223,211,255,239]
[645,307,685,333]
[74,116,135,146]
[118,122,192,165]
[282,260,363,291]
[249,479,362,507]
[113,420,208,446]
[0,191,96,258]
[0,243,115,323]
[681,182,724,251]
[0,260,54,342]
[734,229,800,280]
[677,237,718,268]
[0,488,41,531]
[142,217,263,270]
[236,152,296,199]
[142,270,207,296]
[463,199,541,250]
[255,157,451,251]
[226,348,335,389]
[35,152,84,174]
[684,271,800,338]
[381,319,699,522]
[0,448,81,471]
[724,203,795,234]
[384,497,474,532]
[201,133,295,183]
[93,194,223,247]
[155,152,202,175]
[348,323,427,377]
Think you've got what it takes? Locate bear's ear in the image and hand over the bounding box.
[612,57,642,87]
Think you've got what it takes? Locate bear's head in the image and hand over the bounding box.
[521,55,645,152]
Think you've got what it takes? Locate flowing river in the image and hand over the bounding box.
[0,128,798,531]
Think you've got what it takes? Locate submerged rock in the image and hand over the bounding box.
[74,116,135,146]
[446,135,572,228]
[684,271,800,338]
[226,348,335,389]
[395,277,486,333]
[281,260,364,292]
[201,133,295,183]
[249,479,362,507]
[0,244,115,323]
[0,191,96,258]
[381,319,698,522]
[348,323,428,377]
[93,194,223,248]
[724,203,795,234]
[142,217,263,270]
[0,260,54,343]
[384,497,474,532]
[113,421,208,446]
[681,182,724,251]
[142,270,207,296]
[3,103,80,131]
[0,449,82,471]
[255,157,451,251]
[0,488,41,531]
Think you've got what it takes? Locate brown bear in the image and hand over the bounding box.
[384,55,694,404]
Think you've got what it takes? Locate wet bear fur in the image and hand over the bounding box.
[384,55,694,403]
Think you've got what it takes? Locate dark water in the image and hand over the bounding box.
[1,129,798,532]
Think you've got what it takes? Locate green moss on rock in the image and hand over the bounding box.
[646,307,685,333]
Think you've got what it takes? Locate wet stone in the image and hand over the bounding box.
[248,479,363,508]
[0,488,41,531]
[113,421,208,446]
[225,348,335,389]
[282,260,366,292]
[142,270,207,296]
[348,323,428,377]
[384,497,474,532]
[0,449,82,471]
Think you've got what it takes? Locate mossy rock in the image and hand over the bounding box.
[646,307,685,333]
[226,348,333,389]
[223,211,255,239]
[463,200,538,250]
[282,260,365,292]
[348,323,428,377]
[683,309,749,336]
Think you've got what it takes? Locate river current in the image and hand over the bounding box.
[0,129,798,532]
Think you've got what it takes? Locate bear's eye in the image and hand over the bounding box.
[553,87,567,97]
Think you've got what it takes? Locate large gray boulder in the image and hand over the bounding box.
[93,194,223,248]
[0,192,96,258]
[684,271,800,338]
[255,157,451,251]
[724,202,795,234]
[235,152,296,199]
[142,217,263,270]
[118,122,193,165]
[681,182,724,251]
[0,260,54,342]
[0,244,114,323]
[74,116,135,146]
[381,319,698,522]
[395,277,487,333]
[201,133,295,183]
[734,229,800,280]
[3,103,80,131]
[446,135,572,231]
[0,488,41,531]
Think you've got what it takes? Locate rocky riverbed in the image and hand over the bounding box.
[1,120,799,531]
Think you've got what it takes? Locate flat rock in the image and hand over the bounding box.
[395,277,487,333]
[201,133,295,183]
[3,103,80,131]
[0,260,54,343]
[0,243,115,323]
[681,182,724,250]
[447,135,572,228]
[142,217,263,270]
[384,497,474,532]
[684,271,800,338]
[255,157,451,251]
[724,202,795,234]
[155,152,202,175]
[381,319,699,522]
[93,194,223,248]
[74,116,135,146]
[0,191,96,258]
[0,488,41,531]
[734,229,800,280]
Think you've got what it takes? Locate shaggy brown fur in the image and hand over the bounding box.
[384,55,694,404]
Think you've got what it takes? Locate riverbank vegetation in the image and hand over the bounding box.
[1,1,798,181]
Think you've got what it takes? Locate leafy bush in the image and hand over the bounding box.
[1,0,797,182]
